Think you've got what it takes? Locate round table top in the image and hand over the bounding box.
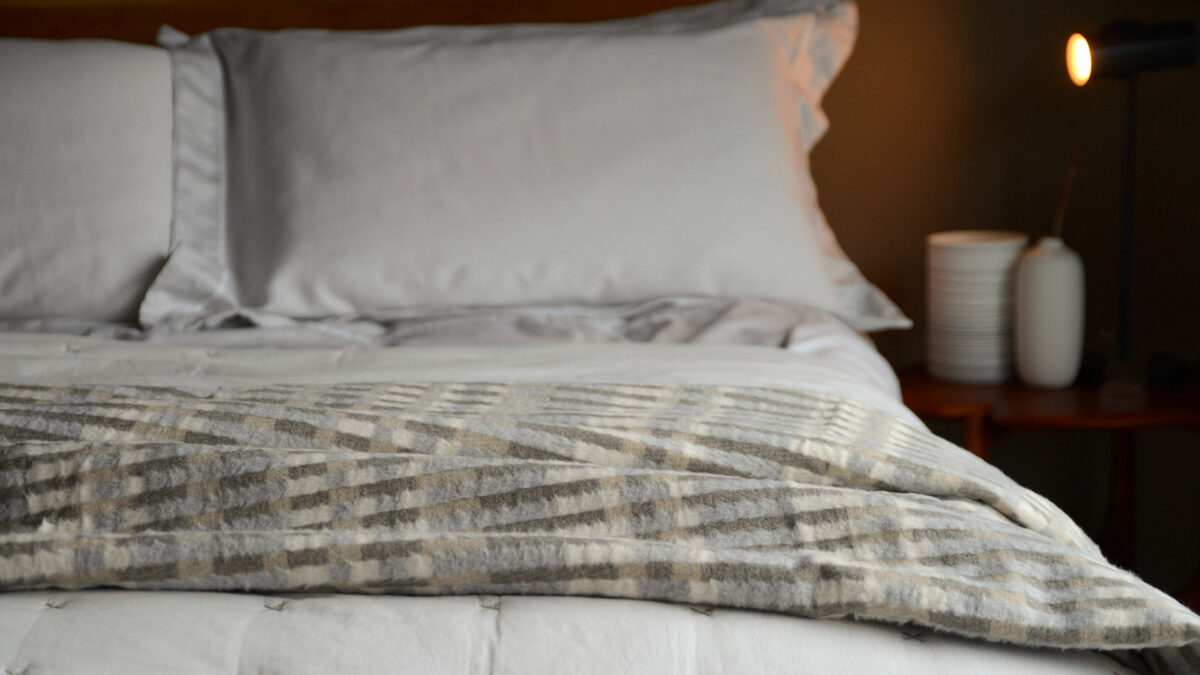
[899,366,1200,431]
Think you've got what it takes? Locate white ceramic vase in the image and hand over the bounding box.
[1015,237,1085,389]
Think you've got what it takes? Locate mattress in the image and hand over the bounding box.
[0,323,1181,674]
[0,592,1133,674]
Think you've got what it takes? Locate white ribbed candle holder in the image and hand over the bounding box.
[926,230,1028,384]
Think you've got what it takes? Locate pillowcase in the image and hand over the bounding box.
[0,39,172,323]
[143,0,909,332]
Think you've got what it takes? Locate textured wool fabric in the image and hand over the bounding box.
[0,381,1197,670]
[142,0,909,333]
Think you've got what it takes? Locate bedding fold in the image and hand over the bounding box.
[1,380,1197,669]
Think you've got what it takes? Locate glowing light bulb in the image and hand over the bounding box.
[1067,33,1092,86]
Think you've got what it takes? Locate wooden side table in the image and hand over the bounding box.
[898,366,1200,611]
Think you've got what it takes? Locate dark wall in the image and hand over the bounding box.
[813,0,1200,594]
[815,0,1200,370]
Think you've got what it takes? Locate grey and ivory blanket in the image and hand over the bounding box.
[1,381,1197,670]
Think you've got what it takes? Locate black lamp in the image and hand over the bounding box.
[1065,20,1197,380]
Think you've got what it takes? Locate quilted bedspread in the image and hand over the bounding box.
[0,381,1197,671]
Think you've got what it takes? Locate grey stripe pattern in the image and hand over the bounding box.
[0,381,1197,666]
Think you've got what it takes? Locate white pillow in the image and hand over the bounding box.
[0,39,173,322]
[143,0,908,332]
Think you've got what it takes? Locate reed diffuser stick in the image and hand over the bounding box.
[1051,146,1082,239]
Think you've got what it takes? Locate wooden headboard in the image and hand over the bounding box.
[0,0,712,44]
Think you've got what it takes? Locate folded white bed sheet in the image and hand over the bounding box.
[0,298,903,398]
[0,329,901,409]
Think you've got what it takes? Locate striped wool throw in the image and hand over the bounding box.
[0,381,1197,671]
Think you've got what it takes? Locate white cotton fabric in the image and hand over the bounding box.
[0,39,172,322]
[143,0,910,333]
[0,329,903,410]
[0,299,900,395]
[0,592,1133,675]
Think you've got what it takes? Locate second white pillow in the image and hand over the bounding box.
[144,0,907,332]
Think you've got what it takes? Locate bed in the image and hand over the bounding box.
[1,0,1198,673]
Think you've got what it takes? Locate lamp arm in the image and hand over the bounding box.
[1117,74,1137,364]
